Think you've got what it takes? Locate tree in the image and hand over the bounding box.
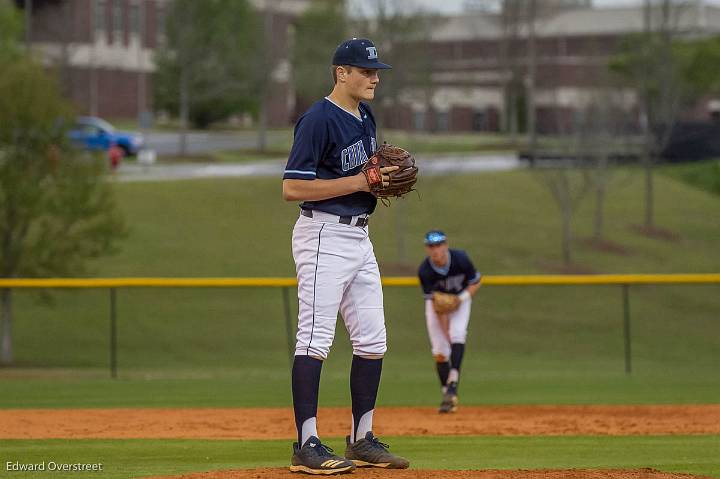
[499,0,525,140]
[291,0,348,105]
[0,55,126,365]
[537,167,593,267]
[354,0,435,130]
[572,35,637,245]
[154,0,260,153]
[505,0,593,266]
[349,0,435,264]
[610,0,693,231]
[535,87,633,267]
[533,100,594,267]
[677,35,720,102]
[0,0,22,63]
[581,96,628,243]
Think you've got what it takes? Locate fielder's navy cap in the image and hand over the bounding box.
[332,38,392,69]
[424,230,447,246]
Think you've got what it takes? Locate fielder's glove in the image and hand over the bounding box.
[362,143,418,202]
[432,291,461,314]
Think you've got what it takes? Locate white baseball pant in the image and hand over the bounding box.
[425,298,471,359]
[292,211,387,359]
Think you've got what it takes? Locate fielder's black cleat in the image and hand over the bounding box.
[344,431,410,469]
[290,436,355,475]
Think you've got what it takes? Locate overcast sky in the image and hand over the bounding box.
[404,0,720,15]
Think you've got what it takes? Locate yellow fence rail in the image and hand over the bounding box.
[1,273,719,288]
[1,274,718,378]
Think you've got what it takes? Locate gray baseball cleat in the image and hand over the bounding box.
[344,431,410,469]
[439,382,459,413]
[438,392,458,413]
[290,436,356,475]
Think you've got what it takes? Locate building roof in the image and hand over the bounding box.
[432,5,720,41]
[432,14,501,41]
[250,0,312,15]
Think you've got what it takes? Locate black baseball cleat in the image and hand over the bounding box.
[290,436,356,475]
[344,431,410,469]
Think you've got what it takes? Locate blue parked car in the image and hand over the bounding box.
[68,117,145,156]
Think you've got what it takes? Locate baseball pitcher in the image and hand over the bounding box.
[282,38,415,475]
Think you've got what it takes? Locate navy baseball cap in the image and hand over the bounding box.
[332,38,392,69]
[424,230,447,246]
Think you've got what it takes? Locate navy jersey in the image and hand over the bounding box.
[283,98,379,217]
[418,249,481,299]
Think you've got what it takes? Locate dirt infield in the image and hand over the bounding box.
[1,404,719,439]
[4,406,716,479]
[143,467,712,479]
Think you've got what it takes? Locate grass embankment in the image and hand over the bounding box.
[660,159,720,196]
[1,168,718,408]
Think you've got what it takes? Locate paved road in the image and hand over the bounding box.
[117,154,524,182]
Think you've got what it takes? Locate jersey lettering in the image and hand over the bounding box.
[341,140,370,172]
[284,99,379,216]
[444,274,465,292]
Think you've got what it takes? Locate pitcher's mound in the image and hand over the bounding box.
[146,467,710,479]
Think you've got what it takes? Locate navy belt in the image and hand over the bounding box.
[301,209,369,227]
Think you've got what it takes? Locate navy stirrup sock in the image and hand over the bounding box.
[436,361,450,387]
[292,355,323,446]
[350,355,383,442]
[448,343,465,393]
[450,343,465,372]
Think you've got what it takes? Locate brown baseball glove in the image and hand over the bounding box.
[362,143,418,202]
[432,291,461,314]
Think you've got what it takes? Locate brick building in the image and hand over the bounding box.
[17,1,720,132]
[17,0,310,126]
[387,2,720,132]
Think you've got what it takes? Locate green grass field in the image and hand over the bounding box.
[1,166,718,478]
[2,436,719,479]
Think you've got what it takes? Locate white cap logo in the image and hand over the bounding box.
[366,46,378,60]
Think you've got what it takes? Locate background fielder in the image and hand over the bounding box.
[418,230,482,413]
[282,38,409,475]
